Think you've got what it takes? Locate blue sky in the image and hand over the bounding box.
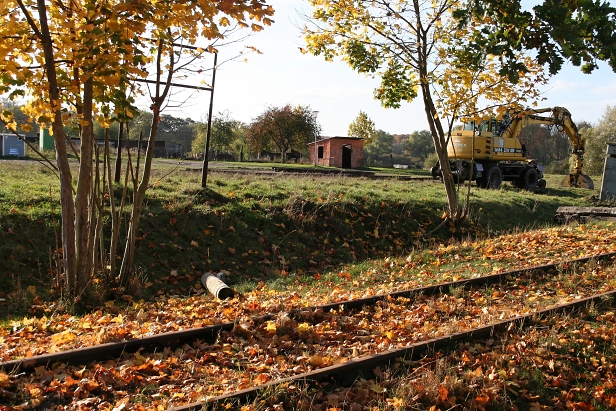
[167,0,616,137]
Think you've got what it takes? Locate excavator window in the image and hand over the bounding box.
[463,120,498,133]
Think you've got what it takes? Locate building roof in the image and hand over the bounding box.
[308,136,364,145]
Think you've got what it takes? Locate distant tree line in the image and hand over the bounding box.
[5,98,614,173]
[1,100,320,162]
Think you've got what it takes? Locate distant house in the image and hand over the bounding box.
[308,136,364,168]
[115,140,184,158]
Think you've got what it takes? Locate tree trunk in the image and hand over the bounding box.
[75,76,95,293]
[417,43,461,222]
[424,96,460,221]
[35,0,78,292]
[114,123,124,183]
[118,109,161,285]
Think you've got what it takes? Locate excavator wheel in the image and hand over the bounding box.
[519,167,539,191]
[560,173,595,189]
[479,164,503,189]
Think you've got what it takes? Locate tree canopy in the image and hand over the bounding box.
[454,0,616,79]
[192,111,244,155]
[403,130,434,161]
[365,129,394,157]
[583,105,616,175]
[246,105,320,161]
[347,111,376,145]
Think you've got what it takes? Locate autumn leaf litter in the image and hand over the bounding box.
[1,223,616,410]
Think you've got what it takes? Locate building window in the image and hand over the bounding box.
[318,146,324,158]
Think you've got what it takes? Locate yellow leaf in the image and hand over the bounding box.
[309,354,324,366]
[51,330,76,344]
[298,323,312,333]
[265,321,277,333]
[370,382,386,393]
[133,351,147,365]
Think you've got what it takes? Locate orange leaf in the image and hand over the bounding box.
[474,394,490,405]
[253,373,269,384]
[438,385,448,402]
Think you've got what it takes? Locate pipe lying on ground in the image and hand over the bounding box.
[201,272,234,299]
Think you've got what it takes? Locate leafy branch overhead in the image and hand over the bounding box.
[455,0,616,77]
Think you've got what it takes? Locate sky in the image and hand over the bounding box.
[162,0,616,137]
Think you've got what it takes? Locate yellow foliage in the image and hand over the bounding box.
[0,0,274,133]
[302,0,548,121]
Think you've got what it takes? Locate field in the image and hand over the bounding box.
[0,159,598,308]
[1,159,615,410]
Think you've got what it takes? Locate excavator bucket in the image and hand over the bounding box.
[560,173,595,189]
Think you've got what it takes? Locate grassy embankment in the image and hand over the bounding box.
[0,158,601,316]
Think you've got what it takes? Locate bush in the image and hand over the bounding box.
[544,158,570,174]
[424,153,438,170]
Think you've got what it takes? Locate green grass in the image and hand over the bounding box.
[0,159,602,316]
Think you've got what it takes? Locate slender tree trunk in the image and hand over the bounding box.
[35,0,78,292]
[414,11,461,222]
[423,92,460,221]
[105,128,120,281]
[423,90,460,220]
[114,123,123,183]
[118,110,161,285]
[75,76,95,293]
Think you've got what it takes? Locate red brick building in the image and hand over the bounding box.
[308,136,364,168]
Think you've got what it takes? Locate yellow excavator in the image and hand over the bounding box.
[431,106,594,190]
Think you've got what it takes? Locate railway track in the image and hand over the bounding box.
[170,289,616,411]
[1,252,615,410]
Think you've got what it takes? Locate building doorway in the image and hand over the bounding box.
[342,145,352,168]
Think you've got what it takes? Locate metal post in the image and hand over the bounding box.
[313,111,319,166]
[314,135,317,166]
[201,53,218,188]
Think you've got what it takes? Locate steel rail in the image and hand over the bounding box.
[169,288,616,411]
[1,251,614,373]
